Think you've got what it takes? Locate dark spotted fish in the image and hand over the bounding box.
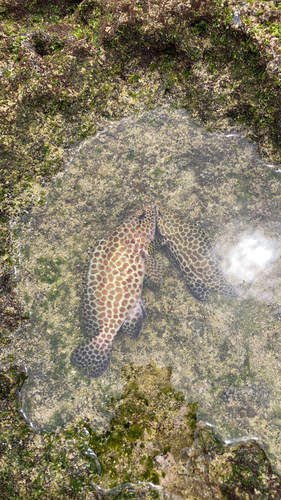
[156,205,240,302]
[71,204,160,378]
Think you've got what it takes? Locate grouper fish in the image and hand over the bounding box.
[156,205,240,302]
[71,204,161,378]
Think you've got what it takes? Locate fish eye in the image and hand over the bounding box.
[138,210,146,221]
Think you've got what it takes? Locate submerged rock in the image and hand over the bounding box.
[3,362,281,499]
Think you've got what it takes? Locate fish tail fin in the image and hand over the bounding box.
[218,282,244,298]
[186,280,243,302]
[71,337,113,378]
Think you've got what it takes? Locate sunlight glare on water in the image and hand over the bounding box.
[226,235,276,281]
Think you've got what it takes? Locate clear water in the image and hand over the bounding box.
[11,108,281,470]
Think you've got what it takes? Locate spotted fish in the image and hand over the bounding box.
[71,204,161,378]
[156,205,240,302]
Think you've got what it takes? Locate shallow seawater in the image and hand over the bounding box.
[12,108,281,470]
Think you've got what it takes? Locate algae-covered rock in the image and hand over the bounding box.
[1,362,281,499]
[89,363,196,488]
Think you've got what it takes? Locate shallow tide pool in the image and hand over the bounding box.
[11,108,281,472]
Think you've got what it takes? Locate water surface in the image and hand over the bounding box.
[12,108,281,471]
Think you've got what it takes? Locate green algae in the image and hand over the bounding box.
[34,256,66,284]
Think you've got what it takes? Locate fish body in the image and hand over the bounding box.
[71,204,157,378]
[156,205,240,302]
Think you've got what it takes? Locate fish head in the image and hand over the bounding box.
[156,205,177,237]
[124,203,156,246]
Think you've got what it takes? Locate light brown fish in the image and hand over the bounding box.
[71,204,161,378]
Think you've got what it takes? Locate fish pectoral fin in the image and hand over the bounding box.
[143,254,164,285]
[186,281,210,302]
[71,337,113,378]
[121,298,144,340]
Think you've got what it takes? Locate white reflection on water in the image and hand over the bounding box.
[266,163,281,173]
[227,235,276,281]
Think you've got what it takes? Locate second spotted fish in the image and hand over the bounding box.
[71,204,161,378]
[156,205,241,302]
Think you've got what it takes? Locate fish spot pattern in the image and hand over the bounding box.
[156,205,241,302]
[71,204,158,378]
[71,204,241,379]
